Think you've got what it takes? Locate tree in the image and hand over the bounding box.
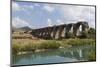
[88,28,96,39]
[79,31,88,38]
[88,28,95,34]
[65,32,75,38]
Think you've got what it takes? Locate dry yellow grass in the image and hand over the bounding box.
[12,39,46,45]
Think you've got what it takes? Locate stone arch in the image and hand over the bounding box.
[73,21,89,36]
[31,21,89,39]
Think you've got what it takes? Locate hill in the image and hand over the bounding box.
[19,26,32,31]
[12,26,32,32]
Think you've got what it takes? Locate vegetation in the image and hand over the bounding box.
[12,39,61,54]
[65,32,75,38]
[87,50,96,61]
[88,28,96,39]
[86,46,96,61]
[65,27,96,39]
[88,28,96,34]
[67,39,95,46]
[37,40,60,49]
[12,28,96,55]
[79,31,88,38]
[12,33,32,39]
[12,40,36,54]
[12,26,96,64]
[12,38,96,55]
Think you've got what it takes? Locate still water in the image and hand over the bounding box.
[13,45,95,65]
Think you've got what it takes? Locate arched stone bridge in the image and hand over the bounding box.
[31,21,89,39]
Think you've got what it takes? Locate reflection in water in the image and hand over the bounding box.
[13,45,95,65]
[79,49,82,58]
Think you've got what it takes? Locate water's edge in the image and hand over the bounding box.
[12,45,96,65]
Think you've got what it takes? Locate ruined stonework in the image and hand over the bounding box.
[31,21,89,39]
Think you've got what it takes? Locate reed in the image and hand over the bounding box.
[12,39,96,54]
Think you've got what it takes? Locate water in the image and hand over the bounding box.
[12,45,95,65]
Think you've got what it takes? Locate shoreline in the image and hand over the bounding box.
[12,38,96,55]
[14,44,95,55]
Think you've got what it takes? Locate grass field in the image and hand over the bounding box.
[12,38,95,54]
[12,32,96,61]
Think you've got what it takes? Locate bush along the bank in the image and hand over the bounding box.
[87,50,96,61]
[79,31,88,38]
[88,28,96,39]
[38,40,60,49]
[65,32,75,38]
[67,39,95,46]
[12,39,95,55]
[12,40,61,54]
[12,43,36,55]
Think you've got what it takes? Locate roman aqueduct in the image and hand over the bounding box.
[31,21,89,39]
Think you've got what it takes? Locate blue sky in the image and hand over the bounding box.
[12,1,95,29]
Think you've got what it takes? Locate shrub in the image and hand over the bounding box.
[12,44,20,54]
[79,31,88,38]
[88,28,96,34]
[87,50,96,61]
[12,39,95,55]
[38,40,60,49]
[67,39,95,46]
[12,39,61,55]
[88,28,96,39]
[65,32,75,38]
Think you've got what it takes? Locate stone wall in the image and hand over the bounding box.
[31,21,89,39]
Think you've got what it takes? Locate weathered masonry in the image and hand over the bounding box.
[31,21,89,39]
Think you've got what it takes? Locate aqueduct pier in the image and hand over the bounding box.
[31,21,89,39]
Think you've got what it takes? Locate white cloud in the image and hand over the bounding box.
[60,5,95,28]
[23,5,34,9]
[12,2,20,11]
[12,2,34,11]
[29,5,34,9]
[43,5,55,12]
[47,19,53,27]
[34,3,40,7]
[61,6,85,20]
[56,20,64,25]
[12,17,33,28]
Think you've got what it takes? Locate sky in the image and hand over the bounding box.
[12,1,95,29]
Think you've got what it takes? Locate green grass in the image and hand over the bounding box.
[12,41,36,54]
[12,39,61,54]
[86,46,96,61]
[87,51,96,61]
[12,39,96,55]
[65,38,95,46]
[37,40,60,49]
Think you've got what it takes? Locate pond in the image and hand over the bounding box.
[12,45,96,66]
